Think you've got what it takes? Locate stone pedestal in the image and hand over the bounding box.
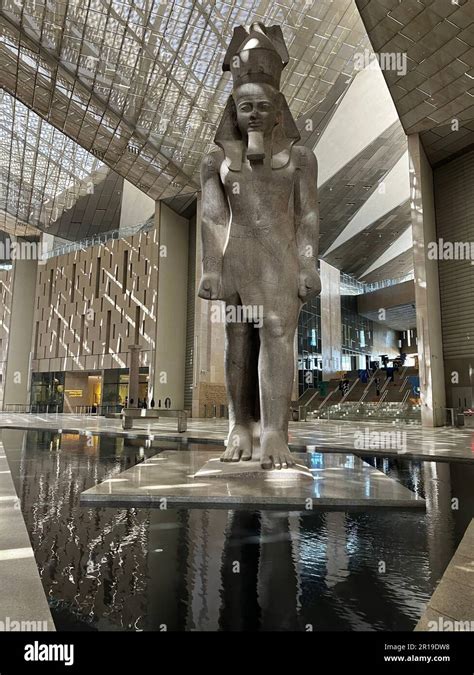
[81,450,425,510]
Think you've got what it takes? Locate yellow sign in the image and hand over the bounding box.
[65,389,83,398]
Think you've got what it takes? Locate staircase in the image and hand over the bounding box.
[298,365,420,423]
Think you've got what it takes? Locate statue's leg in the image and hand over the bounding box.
[221,300,259,462]
[258,301,300,469]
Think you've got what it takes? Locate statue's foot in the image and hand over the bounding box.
[221,423,253,462]
[260,430,295,470]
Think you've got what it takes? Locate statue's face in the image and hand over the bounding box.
[233,83,280,137]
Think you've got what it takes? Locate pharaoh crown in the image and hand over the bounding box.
[222,22,289,90]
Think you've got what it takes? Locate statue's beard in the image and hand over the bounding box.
[246,130,265,161]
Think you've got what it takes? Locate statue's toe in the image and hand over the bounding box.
[220,447,234,461]
[231,447,242,462]
[241,446,252,461]
[261,455,273,470]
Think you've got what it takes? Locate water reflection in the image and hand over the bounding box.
[1,429,472,631]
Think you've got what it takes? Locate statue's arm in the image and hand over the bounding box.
[198,151,229,300]
[295,146,321,299]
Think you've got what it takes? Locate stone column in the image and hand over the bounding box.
[127,344,141,408]
[3,257,38,410]
[152,202,189,409]
[408,134,446,426]
[320,260,342,381]
[192,196,226,418]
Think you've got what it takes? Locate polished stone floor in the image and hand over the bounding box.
[416,519,474,631]
[0,432,55,631]
[0,413,473,462]
[81,450,425,509]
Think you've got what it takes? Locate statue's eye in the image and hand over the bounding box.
[259,102,271,111]
[239,103,252,112]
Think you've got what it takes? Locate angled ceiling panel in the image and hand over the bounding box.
[318,118,406,254]
[325,199,411,277]
[355,0,474,165]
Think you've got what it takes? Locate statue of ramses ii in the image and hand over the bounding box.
[198,23,321,470]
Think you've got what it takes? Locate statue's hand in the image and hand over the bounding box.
[198,272,222,300]
[298,268,321,300]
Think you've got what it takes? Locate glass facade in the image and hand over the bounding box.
[297,294,392,396]
[102,368,149,407]
[341,295,374,372]
[297,294,322,396]
[30,372,65,412]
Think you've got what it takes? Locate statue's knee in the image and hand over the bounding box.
[261,314,287,339]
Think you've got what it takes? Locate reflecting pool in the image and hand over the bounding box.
[1,428,473,631]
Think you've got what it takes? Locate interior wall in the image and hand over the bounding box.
[119,180,155,231]
[152,202,189,410]
[408,134,446,426]
[63,372,89,412]
[32,227,159,374]
[371,323,400,359]
[434,149,474,410]
[0,268,13,409]
[3,259,38,407]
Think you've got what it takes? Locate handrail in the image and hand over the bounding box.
[1,403,60,414]
[399,375,409,393]
[375,391,388,410]
[340,377,360,404]
[379,376,391,396]
[318,386,339,410]
[358,368,380,403]
[44,221,154,260]
[340,271,414,296]
[306,388,321,410]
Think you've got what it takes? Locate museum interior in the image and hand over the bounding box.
[0,0,473,638]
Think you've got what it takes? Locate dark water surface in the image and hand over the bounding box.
[1,428,473,631]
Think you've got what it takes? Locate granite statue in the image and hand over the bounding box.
[198,23,320,470]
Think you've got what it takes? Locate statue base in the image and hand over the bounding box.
[194,456,313,480]
[81,450,425,511]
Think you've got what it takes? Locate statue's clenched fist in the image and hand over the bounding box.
[198,272,222,300]
[298,268,321,300]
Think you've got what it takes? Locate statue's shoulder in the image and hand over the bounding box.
[200,148,225,177]
[292,144,318,170]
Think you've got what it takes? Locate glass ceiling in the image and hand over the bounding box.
[0,90,105,234]
[0,0,368,235]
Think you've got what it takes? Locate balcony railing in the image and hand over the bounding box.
[44,220,154,260]
[340,272,414,296]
